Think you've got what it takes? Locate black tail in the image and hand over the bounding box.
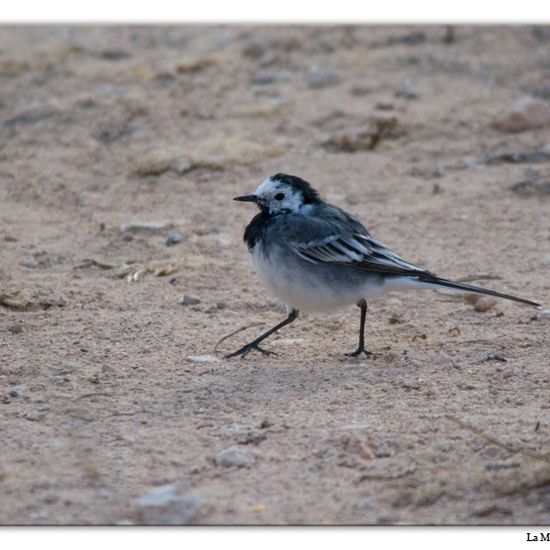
[420,276,540,307]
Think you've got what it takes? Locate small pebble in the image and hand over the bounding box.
[25,410,46,421]
[482,352,507,363]
[322,118,404,152]
[250,504,266,513]
[188,355,218,363]
[250,70,292,85]
[8,386,24,398]
[181,295,201,306]
[166,233,182,246]
[136,149,192,176]
[537,309,550,320]
[175,56,218,73]
[464,294,497,312]
[308,68,341,89]
[120,221,174,234]
[100,49,130,60]
[215,32,235,47]
[7,324,23,334]
[349,82,372,96]
[430,351,453,366]
[23,258,37,269]
[395,84,418,100]
[242,40,268,59]
[214,446,252,468]
[496,96,550,132]
[136,484,202,525]
[357,497,377,510]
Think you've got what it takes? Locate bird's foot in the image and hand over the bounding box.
[225,342,277,360]
[345,347,374,358]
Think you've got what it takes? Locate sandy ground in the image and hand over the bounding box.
[1,25,549,525]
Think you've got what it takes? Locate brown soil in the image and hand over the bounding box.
[0,25,549,525]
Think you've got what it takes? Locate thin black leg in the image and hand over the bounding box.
[225,309,299,359]
[346,299,373,357]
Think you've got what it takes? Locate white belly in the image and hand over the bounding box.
[250,243,370,312]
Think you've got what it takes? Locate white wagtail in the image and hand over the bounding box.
[226,173,540,359]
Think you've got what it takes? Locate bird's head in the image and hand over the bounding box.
[234,173,321,215]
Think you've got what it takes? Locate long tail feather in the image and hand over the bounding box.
[419,276,540,307]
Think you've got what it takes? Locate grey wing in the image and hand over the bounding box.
[285,207,431,277]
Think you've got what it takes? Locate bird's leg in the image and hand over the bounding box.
[346,299,373,358]
[225,309,299,359]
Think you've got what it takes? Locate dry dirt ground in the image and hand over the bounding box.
[1,25,549,525]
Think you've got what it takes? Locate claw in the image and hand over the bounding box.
[225,342,278,359]
[345,348,374,358]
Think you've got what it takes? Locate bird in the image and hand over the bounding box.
[225,173,540,359]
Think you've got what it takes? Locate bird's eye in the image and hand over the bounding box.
[274,193,285,201]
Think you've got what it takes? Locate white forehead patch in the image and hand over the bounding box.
[255,177,279,196]
[254,177,304,214]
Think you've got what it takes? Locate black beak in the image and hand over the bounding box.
[233,194,259,203]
